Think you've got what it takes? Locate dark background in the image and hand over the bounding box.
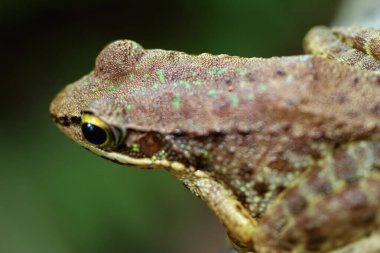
[1,1,341,252]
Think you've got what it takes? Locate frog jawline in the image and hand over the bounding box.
[88,145,186,172]
[53,120,186,172]
[106,152,186,172]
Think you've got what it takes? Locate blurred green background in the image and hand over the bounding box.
[1,1,341,252]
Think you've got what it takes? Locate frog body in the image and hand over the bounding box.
[50,26,380,253]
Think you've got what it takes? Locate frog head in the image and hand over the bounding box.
[50,39,222,171]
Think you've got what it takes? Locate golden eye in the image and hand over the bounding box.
[81,114,123,147]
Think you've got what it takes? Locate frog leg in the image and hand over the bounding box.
[330,229,380,253]
[223,244,240,253]
[254,140,380,253]
[304,26,380,71]
[170,169,257,253]
[223,236,241,253]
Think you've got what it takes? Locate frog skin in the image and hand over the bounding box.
[50,26,380,253]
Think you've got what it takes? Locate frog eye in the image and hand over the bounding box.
[81,114,124,147]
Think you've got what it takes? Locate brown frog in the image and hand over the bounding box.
[50,26,380,253]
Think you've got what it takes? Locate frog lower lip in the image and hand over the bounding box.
[103,152,154,166]
[100,151,178,170]
[101,155,136,167]
[82,144,156,168]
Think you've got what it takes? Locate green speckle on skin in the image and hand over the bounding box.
[143,73,150,79]
[202,150,210,158]
[176,121,184,128]
[179,80,191,89]
[229,94,239,107]
[172,94,181,109]
[209,66,218,74]
[153,83,160,89]
[158,149,167,157]
[259,83,268,93]
[79,80,89,86]
[156,69,166,83]
[91,87,99,92]
[116,59,124,65]
[217,68,227,75]
[127,103,133,110]
[173,80,192,89]
[107,83,125,93]
[194,80,202,86]
[107,85,117,92]
[192,72,198,77]
[131,144,140,152]
[128,74,135,81]
[208,66,227,75]
[248,92,255,100]
[286,74,294,85]
[207,89,220,98]
[239,69,247,75]
[239,81,248,88]
[67,86,74,92]
[151,155,157,161]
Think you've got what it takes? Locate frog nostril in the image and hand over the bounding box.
[52,116,71,126]
[56,116,70,126]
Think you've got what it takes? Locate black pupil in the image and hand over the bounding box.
[82,123,108,146]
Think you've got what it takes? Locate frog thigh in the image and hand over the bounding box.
[304,26,380,71]
[253,140,380,253]
[223,241,243,253]
[329,229,380,253]
[223,248,240,253]
[170,169,257,253]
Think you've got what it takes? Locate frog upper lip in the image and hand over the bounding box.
[51,114,81,127]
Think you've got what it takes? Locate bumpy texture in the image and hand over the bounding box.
[304,26,380,70]
[51,28,380,253]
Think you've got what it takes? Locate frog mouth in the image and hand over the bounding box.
[51,113,186,172]
[50,115,151,167]
[87,144,187,172]
[99,150,186,172]
[81,140,186,172]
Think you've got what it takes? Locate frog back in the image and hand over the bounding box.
[53,40,380,141]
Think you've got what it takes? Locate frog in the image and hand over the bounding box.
[50,25,380,253]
